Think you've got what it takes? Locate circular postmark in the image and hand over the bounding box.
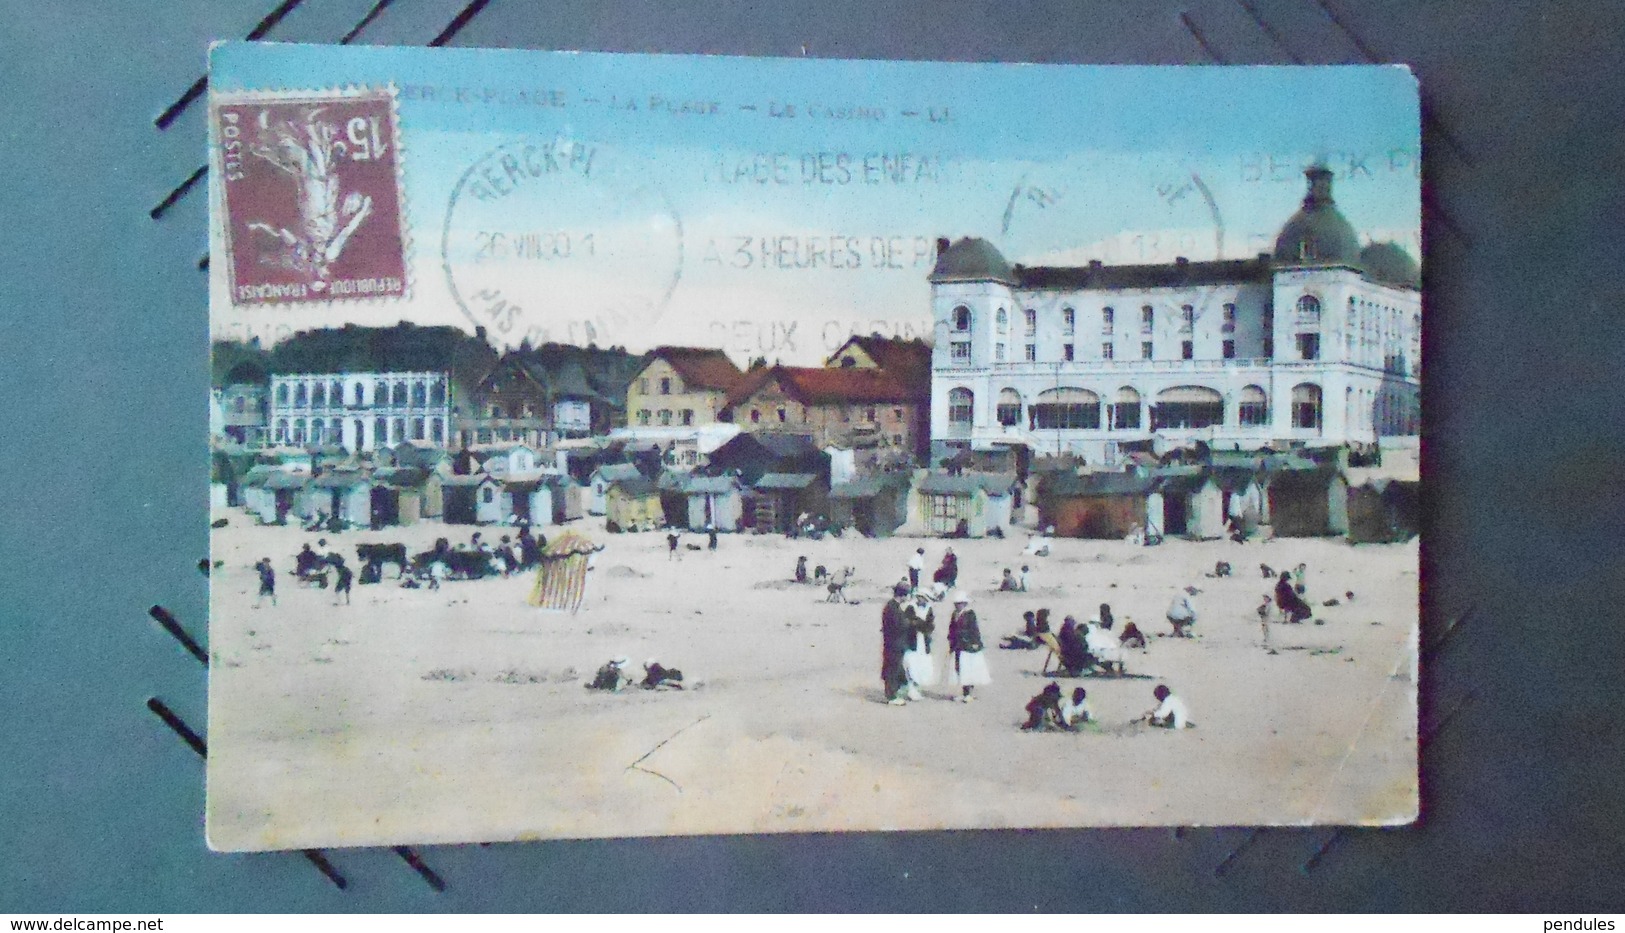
[441,135,683,348]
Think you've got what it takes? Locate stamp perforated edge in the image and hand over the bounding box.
[207,83,413,308]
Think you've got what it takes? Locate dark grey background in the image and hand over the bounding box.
[2,0,1621,912]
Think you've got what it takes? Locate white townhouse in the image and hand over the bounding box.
[928,167,1421,464]
[269,371,452,451]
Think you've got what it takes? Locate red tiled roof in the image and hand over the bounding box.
[728,365,921,408]
[647,347,744,392]
[828,335,933,377]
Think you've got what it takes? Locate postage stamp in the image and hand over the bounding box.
[207,44,1422,853]
[213,88,407,306]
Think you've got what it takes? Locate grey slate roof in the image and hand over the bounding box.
[754,472,817,490]
[917,472,1017,496]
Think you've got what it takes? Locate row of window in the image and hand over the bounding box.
[636,409,696,426]
[273,415,445,446]
[950,384,1323,431]
[635,377,678,395]
[965,302,1246,339]
[981,337,1266,364]
[273,381,446,408]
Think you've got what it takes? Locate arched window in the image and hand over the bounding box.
[393,417,406,443]
[276,418,289,442]
[412,382,427,406]
[314,383,327,407]
[1062,308,1075,335]
[431,382,446,404]
[952,306,972,332]
[1239,385,1269,426]
[996,388,1023,427]
[947,388,974,425]
[1296,294,1322,327]
[295,384,307,406]
[1023,308,1037,335]
[276,384,289,405]
[1291,383,1323,431]
[292,418,306,445]
[329,418,341,442]
[995,308,1008,334]
[1152,386,1224,429]
[1033,387,1100,430]
[392,383,407,406]
[329,380,343,404]
[353,382,365,406]
[1110,387,1141,430]
[375,379,388,403]
[374,417,387,444]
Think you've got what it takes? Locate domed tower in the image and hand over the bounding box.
[1273,166,1362,266]
[928,236,1018,447]
[1359,241,1421,290]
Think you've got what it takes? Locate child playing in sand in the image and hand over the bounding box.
[1059,687,1091,727]
[1020,682,1069,731]
[1166,586,1198,638]
[1146,684,1192,729]
[587,657,632,692]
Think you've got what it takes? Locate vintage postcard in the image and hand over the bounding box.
[208,43,1421,851]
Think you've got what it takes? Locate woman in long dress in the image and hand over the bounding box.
[902,593,937,700]
[946,591,991,702]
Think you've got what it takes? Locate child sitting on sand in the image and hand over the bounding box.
[1059,687,1091,727]
[1020,683,1071,731]
[586,657,632,692]
[1146,684,1193,729]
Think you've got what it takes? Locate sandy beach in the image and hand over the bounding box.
[206,514,1417,851]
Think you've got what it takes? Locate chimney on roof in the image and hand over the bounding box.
[1175,256,1189,266]
[1304,164,1335,208]
[1088,259,1103,270]
[935,237,950,259]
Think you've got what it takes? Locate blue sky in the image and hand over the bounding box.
[211,43,1419,362]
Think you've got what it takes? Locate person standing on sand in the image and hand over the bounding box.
[707,524,718,551]
[331,557,353,606]
[666,529,681,561]
[933,547,958,590]
[253,558,276,608]
[946,591,991,702]
[907,548,925,591]
[902,592,937,701]
[881,582,913,705]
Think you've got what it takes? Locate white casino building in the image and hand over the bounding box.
[928,167,1421,463]
[268,372,451,451]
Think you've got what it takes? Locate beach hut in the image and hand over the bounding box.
[1345,475,1420,543]
[242,467,306,525]
[706,433,828,485]
[500,475,554,527]
[681,474,745,531]
[909,472,1018,538]
[1037,472,1157,539]
[605,476,665,532]
[745,473,827,533]
[1146,470,1225,540]
[587,462,643,515]
[442,474,503,525]
[528,530,604,613]
[827,473,911,538]
[1210,466,1266,536]
[542,474,585,523]
[369,467,428,526]
[310,470,374,528]
[1267,466,1350,537]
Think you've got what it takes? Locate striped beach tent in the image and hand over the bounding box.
[527,530,604,613]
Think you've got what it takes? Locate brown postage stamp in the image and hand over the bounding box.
[213,89,407,306]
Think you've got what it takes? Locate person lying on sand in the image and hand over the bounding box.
[586,657,633,692]
[641,659,684,690]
